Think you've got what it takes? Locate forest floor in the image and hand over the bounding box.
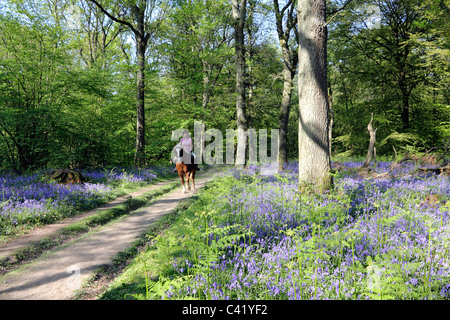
[0,166,221,300]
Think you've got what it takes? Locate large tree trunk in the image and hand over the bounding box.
[232,0,248,167]
[297,0,332,193]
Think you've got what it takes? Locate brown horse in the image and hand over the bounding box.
[173,144,197,193]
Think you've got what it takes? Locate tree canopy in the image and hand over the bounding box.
[0,0,448,174]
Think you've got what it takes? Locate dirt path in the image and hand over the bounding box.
[0,174,186,261]
[0,168,220,300]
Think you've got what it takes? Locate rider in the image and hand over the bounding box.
[173,130,200,172]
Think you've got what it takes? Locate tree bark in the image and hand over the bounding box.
[297,0,332,193]
[328,84,334,156]
[401,92,410,130]
[361,113,377,168]
[232,0,248,167]
[135,36,147,166]
[202,61,211,111]
[278,47,296,171]
[273,0,298,171]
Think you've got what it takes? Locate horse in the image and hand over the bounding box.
[172,144,197,193]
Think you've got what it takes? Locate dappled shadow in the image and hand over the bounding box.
[296,1,331,167]
[0,270,68,297]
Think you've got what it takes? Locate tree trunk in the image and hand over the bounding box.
[202,61,211,111]
[232,0,248,167]
[361,113,377,168]
[328,85,334,156]
[88,1,167,167]
[297,0,332,193]
[133,2,149,167]
[135,37,146,166]
[273,0,298,172]
[278,44,296,171]
[401,93,410,130]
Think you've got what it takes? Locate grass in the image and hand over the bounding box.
[0,166,177,239]
[75,196,198,300]
[0,179,181,274]
[95,160,450,300]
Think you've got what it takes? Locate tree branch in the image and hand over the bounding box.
[325,0,353,27]
[281,0,292,16]
[88,0,139,35]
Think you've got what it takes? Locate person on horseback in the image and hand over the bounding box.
[172,130,200,172]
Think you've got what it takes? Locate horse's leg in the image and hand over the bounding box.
[191,169,196,190]
[180,172,186,193]
[186,171,191,190]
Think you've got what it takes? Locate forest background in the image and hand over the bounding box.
[0,0,448,173]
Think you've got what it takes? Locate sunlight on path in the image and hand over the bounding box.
[0,177,178,260]
[0,168,220,300]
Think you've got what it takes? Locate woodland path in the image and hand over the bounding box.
[0,175,180,261]
[0,167,220,300]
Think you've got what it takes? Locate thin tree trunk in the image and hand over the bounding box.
[274,0,298,172]
[246,0,256,131]
[401,93,410,130]
[328,85,334,156]
[202,62,211,110]
[232,0,248,167]
[88,0,168,167]
[133,4,149,167]
[135,37,146,166]
[361,113,377,168]
[278,61,294,171]
[278,42,297,171]
[297,0,332,193]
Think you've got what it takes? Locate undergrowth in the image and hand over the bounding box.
[99,162,450,300]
